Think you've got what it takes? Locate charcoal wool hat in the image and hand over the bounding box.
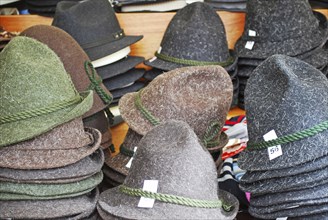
[119,66,233,153]
[238,55,328,171]
[52,0,143,61]
[0,36,93,147]
[0,188,99,220]
[97,120,239,219]
[235,0,328,59]
[102,163,126,185]
[20,25,113,118]
[102,68,145,91]
[0,149,104,184]
[0,118,101,170]
[144,2,237,72]
[111,81,146,99]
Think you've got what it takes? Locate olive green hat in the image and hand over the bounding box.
[0,36,93,147]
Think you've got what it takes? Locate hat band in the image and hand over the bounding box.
[84,61,112,105]
[119,185,233,211]
[246,120,328,151]
[0,95,83,124]
[81,29,125,50]
[155,52,235,67]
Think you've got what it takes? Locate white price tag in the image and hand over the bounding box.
[245,41,255,50]
[125,147,137,168]
[157,46,162,54]
[263,130,282,160]
[149,56,157,63]
[248,30,257,37]
[276,217,288,220]
[138,180,159,208]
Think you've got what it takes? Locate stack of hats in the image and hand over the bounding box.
[52,0,146,110]
[238,55,328,219]
[24,0,81,16]
[235,0,328,109]
[144,2,239,108]
[0,36,104,219]
[103,65,233,188]
[204,0,246,12]
[98,120,239,219]
[20,25,114,150]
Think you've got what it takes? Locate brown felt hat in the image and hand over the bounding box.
[20,25,113,118]
[0,118,101,169]
[119,66,233,153]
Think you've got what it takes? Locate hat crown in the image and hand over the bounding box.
[0,36,79,118]
[160,2,230,62]
[244,0,319,41]
[126,120,219,200]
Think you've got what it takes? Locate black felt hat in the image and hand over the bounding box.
[239,55,328,171]
[52,0,143,61]
[144,2,237,72]
[102,68,145,91]
[235,0,328,59]
[111,81,146,99]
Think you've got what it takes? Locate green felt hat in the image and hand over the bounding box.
[0,36,93,147]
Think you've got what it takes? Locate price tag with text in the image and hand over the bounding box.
[263,130,283,160]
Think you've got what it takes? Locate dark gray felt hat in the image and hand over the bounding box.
[111,81,146,99]
[102,68,145,91]
[52,0,143,61]
[119,66,233,154]
[238,55,328,171]
[144,2,237,72]
[235,0,328,59]
[98,120,239,219]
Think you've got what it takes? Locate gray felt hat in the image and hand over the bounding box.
[0,188,99,219]
[52,0,143,61]
[144,2,237,72]
[0,118,102,169]
[102,163,126,185]
[102,68,145,91]
[119,66,233,154]
[238,54,328,171]
[97,120,239,219]
[0,149,104,184]
[111,82,146,99]
[0,36,93,148]
[235,0,328,59]
[289,211,328,220]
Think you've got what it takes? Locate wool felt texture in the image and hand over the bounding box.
[102,163,125,184]
[241,154,328,183]
[238,55,328,171]
[102,68,145,91]
[237,65,256,78]
[205,1,246,12]
[119,65,232,153]
[98,120,239,219]
[143,68,165,81]
[104,129,143,176]
[83,110,112,149]
[96,56,145,80]
[111,82,146,99]
[0,187,99,219]
[0,171,103,200]
[52,0,143,61]
[0,149,104,184]
[20,25,113,118]
[25,4,57,14]
[0,36,93,148]
[289,211,328,220]
[144,2,237,72]
[235,0,328,59]
[25,0,80,6]
[0,122,102,169]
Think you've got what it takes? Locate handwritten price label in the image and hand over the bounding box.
[263,130,283,160]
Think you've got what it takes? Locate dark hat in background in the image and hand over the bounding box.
[102,68,145,91]
[204,0,247,12]
[111,81,146,100]
[24,0,81,16]
[98,120,239,219]
[143,68,165,81]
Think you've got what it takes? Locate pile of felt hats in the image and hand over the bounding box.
[238,55,328,219]
[204,0,246,12]
[144,2,239,108]
[52,0,146,110]
[24,0,81,16]
[104,65,233,187]
[235,0,328,109]
[0,36,105,219]
[98,120,240,219]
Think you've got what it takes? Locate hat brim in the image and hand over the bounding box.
[102,68,145,91]
[111,81,146,99]
[143,68,165,81]
[97,188,239,219]
[0,90,93,147]
[237,65,256,78]
[102,163,126,184]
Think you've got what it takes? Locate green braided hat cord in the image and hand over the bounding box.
[84,61,112,105]
[119,185,233,211]
[247,120,328,151]
[0,96,82,124]
[135,89,160,126]
[119,144,135,157]
[155,52,235,67]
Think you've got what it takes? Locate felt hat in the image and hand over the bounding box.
[144,2,237,72]
[238,55,328,171]
[0,118,101,169]
[0,149,104,184]
[143,68,165,81]
[52,0,143,61]
[97,120,239,219]
[119,66,233,153]
[0,36,93,147]
[111,81,146,99]
[0,188,99,219]
[20,25,113,118]
[289,211,328,220]
[102,163,126,185]
[102,68,145,91]
[235,0,328,59]
[205,0,246,12]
